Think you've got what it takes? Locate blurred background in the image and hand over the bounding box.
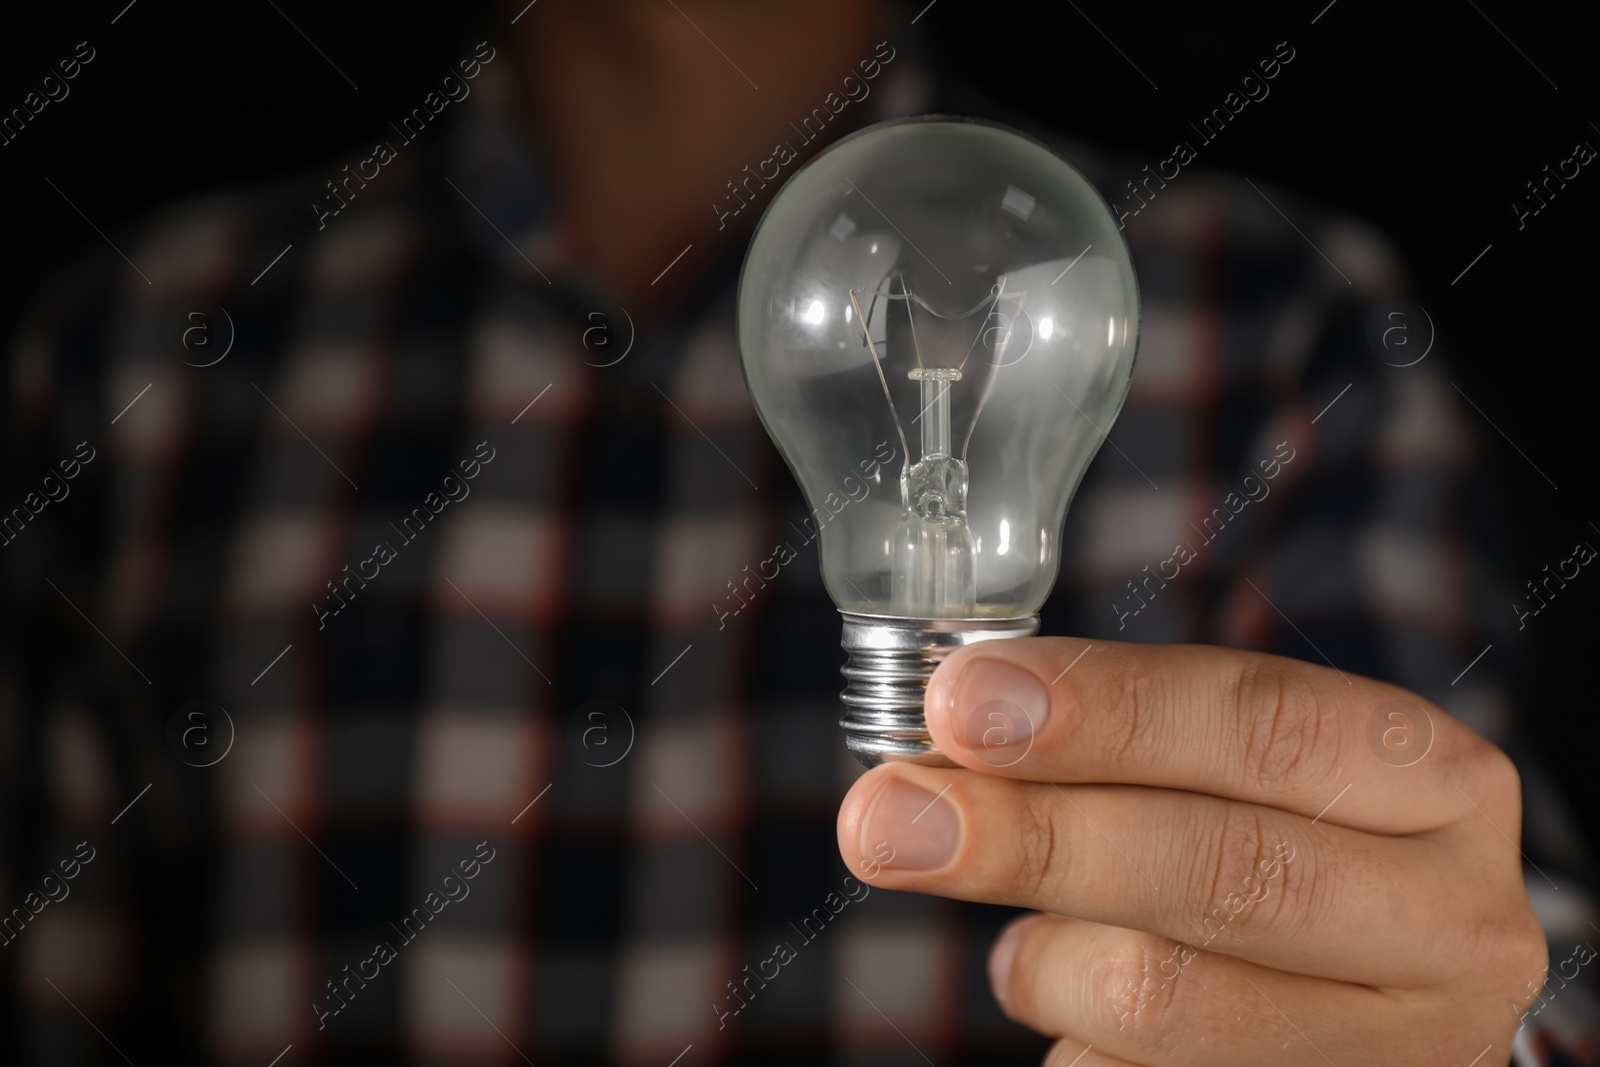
[1,0,1595,859]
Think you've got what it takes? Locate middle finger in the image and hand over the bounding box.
[838,762,1472,987]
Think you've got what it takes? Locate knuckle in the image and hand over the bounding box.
[1465,740,1524,825]
[1086,929,1189,1052]
[1465,890,1548,1001]
[1016,785,1068,900]
[1236,660,1337,792]
[1260,828,1321,938]
[1474,909,1549,1035]
[1505,911,1551,988]
[1098,648,1165,766]
[1191,805,1302,945]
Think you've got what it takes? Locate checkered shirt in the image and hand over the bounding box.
[2,46,1594,1067]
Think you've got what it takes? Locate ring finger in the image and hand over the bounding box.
[988,912,1434,1067]
[838,763,1472,987]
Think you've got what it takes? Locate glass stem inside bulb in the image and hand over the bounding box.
[920,374,951,463]
[893,369,977,617]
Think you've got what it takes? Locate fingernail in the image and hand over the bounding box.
[950,658,1050,760]
[988,914,1042,1007]
[859,776,962,872]
[925,663,956,731]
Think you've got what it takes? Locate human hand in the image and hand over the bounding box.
[836,639,1547,1066]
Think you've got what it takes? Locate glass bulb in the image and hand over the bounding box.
[736,116,1140,765]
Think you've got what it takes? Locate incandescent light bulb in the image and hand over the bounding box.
[736,117,1140,766]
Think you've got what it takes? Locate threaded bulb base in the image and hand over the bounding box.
[838,611,1039,767]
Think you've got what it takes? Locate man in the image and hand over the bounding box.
[2,1,1590,1064]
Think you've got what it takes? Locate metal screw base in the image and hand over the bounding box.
[838,611,1040,767]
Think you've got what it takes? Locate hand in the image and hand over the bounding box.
[836,639,1547,1066]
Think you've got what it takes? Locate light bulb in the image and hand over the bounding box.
[736,116,1140,766]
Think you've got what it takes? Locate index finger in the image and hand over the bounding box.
[922,637,1500,834]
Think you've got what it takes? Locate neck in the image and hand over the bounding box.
[508,0,886,317]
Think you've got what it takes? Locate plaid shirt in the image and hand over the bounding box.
[2,41,1594,1067]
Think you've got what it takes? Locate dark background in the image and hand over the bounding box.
[1,0,1595,847]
